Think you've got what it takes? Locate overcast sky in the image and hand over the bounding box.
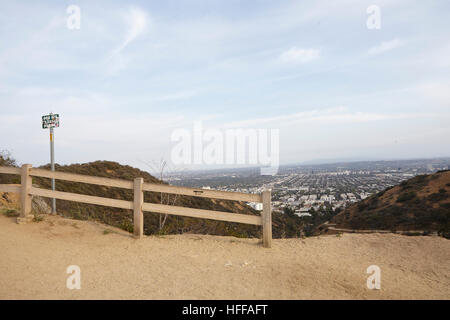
[0,0,449,173]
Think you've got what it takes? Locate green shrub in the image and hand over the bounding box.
[2,208,19,217]
[357,201,368,211]
[119,220,134,233]
[397,192,416,203]
[427,191,448,202]
[400,181,410,190]
[438,222,450,239]
[440,203,450,209]
[404,231,422,236]
[33,214,44,222]
[0,151,20,184]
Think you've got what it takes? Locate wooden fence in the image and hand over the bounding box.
[0,164,272,247]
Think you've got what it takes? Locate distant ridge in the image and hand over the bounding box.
[319,170,450,238]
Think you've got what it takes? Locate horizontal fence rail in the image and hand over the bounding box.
[0,184,21,193]
[0,165,272,247]
[142,182,262,203]
[29,168,134,190]
[0,167,21,175]
[30,187,134,210]
[142,202,262,225]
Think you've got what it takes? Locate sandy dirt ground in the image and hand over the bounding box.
[0,213,449,300]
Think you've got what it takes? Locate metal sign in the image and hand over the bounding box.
[42,114,60,129]
[42,112,59,214]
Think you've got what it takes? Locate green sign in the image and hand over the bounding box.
[42,114,60,129]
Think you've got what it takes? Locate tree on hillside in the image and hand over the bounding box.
[0,150,19,184]
[142,158,184,232]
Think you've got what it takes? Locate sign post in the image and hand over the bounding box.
[42,113,60,214]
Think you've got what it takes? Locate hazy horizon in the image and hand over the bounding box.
[7,154,449,176]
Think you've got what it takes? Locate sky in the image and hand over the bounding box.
[0,0,449,174]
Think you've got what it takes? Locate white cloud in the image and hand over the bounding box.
[368,39,403,55]
[279,47,320,64]
[223,107,438,128]
[105,7,149,75]
[118,7,148,53]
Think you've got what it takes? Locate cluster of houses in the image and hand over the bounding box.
[271,191,373,217]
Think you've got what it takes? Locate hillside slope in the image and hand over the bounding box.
[329,170,450,237]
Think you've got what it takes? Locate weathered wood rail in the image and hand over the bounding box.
[0,165,272,247]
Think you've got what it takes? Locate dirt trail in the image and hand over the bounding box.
[0,214,449,299]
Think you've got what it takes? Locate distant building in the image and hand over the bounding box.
[248,202,263,211]
[295,207,312,217]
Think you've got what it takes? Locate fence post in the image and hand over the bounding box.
[20,164,32,218]
[133,177,144,239]
[262,190,272,248]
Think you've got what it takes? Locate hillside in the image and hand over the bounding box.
[0,155,304,238]
[325,170,450,237]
